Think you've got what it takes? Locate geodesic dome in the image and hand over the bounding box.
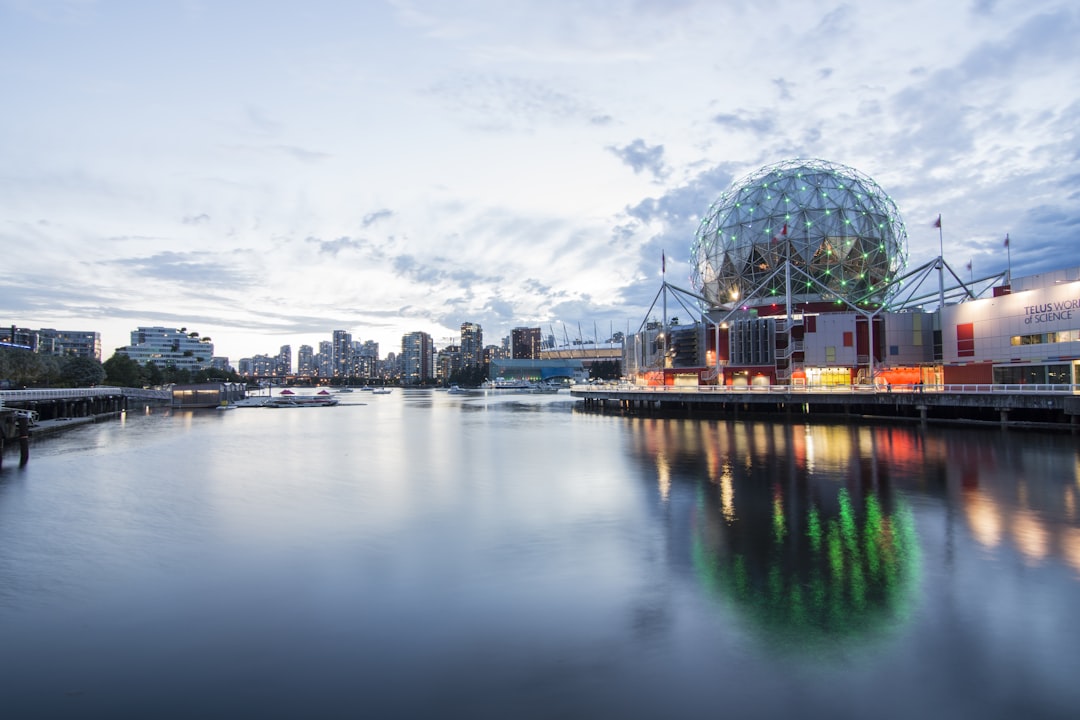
[690,159,908,308]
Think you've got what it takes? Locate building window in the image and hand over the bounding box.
[842,331,853,347]
[1010,329,1080,346]
[957,323,975,358]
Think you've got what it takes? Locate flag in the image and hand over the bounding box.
[966,260,972,271]
[662,251,666,274]
[933,215,941,229]
[1004,234,1010,247]
[781,223,788,236]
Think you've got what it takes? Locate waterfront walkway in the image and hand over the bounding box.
[1,387,173,465]
[571,383,1080,429]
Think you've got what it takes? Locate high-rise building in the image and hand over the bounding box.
[460,322,483,369]
[401,331,433,385]
[332,330,352,377]
[436,344,461,382]
[297,345,314,377]
[317,340,333,378]
[277,345,292,376]
[120,327,213,371]
[511,327,542,359]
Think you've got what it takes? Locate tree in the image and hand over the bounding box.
[60,356,106,387]
[103,352,145,387]
[143,361,164,387]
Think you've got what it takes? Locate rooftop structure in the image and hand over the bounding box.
[690,158,908,309]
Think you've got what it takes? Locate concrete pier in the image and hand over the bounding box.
[0,387,172,466]
[572,383,1080,430]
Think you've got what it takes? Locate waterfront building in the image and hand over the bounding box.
[489,358,588,384]
[171,382,246,409]
[120,327,213,372]
[436,344,462,382]
[401,331,433,385]
[1,327,101,360]
[460,323,483,369]
[210,357,232,372]
[317,340,333,378]
[250,354,275,377]
[511,327,542,359]
[942,266,1080,384]
[332,330,352,378]
[37,329,102,361]
[297,345,314,377]
[627,158,1071,389]
[277,345,292,376]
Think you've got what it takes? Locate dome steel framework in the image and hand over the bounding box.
[690,159,908,308]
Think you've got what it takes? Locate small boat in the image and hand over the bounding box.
[264,396,339,408]
[336,387,354,393]
[447,384,466,394]
[481,378,534,390]
[372,387,392,395]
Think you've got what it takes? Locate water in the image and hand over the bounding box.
[2,390,1079,719]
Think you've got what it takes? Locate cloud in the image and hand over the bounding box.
[103,250,257,289]
[426,73,602,129]
[362,209,394,227]
[711,112,776,137]
[306,236,368,256]
[182,213,210,225]
[607,139,668,181]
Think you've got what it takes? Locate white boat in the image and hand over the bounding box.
[265,391,339,408]
[372,387,392,395]
[447,384,467,394]
[481,378,534,390]
[264,396,339,408]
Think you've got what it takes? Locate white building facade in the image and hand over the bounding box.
[121,327,214,371]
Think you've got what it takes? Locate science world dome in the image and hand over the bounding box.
[690,159,908,308]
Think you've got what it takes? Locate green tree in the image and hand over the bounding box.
[143,361,164,387]
[60,356,106,387]
[193,367,241,383]
[103,352,145,387]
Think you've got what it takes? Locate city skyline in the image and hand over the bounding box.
[2,0,1077,361]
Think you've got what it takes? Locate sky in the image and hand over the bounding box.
[2,0,1078,363]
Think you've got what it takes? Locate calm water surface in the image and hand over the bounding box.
[1,389,1079,718]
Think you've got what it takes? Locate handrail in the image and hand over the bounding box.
[0,387,172,402]
[572,383,1080,396]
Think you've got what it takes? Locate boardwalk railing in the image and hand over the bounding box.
[0,386,172,403]
[573,383,1080,396]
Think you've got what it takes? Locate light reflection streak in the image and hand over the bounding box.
[626,414,1080,651]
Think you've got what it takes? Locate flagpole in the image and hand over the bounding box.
[661,250,667,373]
[936,215,945,308]
[1005,234,1012,286]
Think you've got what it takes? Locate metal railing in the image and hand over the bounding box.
[573,383,1080,396]
[0,387,172,402]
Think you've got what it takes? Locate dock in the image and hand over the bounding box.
[571,383,1080,430]
[0,387,172,467]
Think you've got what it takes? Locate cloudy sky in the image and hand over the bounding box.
[2,0,1077,362]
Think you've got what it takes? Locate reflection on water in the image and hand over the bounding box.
[2,396,1079,717]
[626,419,1080,655]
